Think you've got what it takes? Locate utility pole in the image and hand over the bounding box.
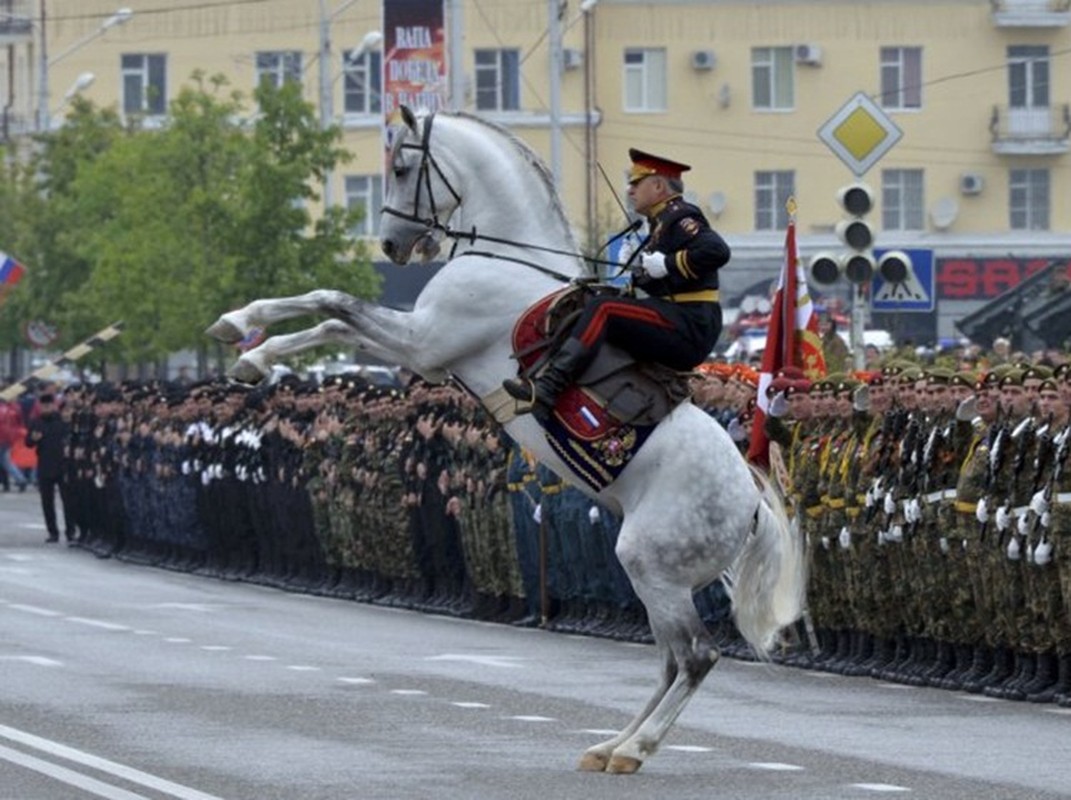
[36,0,48,132]
[447,0,465,111]
[318,0,336,209]
[548,0,563,187]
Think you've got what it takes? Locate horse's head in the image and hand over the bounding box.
[380,106,459,265]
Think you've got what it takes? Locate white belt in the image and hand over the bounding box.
[924,489,957,503]
[1055,492,1071,504]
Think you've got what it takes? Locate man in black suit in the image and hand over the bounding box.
[26,393,74,544]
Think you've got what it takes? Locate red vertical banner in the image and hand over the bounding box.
[383,0,447,138]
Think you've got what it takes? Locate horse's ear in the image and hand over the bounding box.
[400,105,418,134]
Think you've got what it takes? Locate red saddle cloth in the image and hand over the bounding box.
[511,288,618,443]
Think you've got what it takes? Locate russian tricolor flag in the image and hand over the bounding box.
[0,252,26,286]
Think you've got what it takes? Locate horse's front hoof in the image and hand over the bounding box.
[205,317,244,344]
[606,754,643,774]
[577,751,609,772]
[228,358,267,385]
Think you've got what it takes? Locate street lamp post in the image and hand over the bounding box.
[36,4,133,132]
[318,0,381,209]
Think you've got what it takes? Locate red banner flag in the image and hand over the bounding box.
[746,209,826,468]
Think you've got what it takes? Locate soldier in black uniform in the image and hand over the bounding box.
[503,148,731,417]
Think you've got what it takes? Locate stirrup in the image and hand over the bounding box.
[502,377,538,413]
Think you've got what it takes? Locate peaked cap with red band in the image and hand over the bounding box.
[628,148,691,184]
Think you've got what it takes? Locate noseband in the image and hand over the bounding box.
[381,112,461,233]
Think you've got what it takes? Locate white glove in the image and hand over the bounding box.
[939,536,950,555]
[638,251,669,279]
[995,504,1011,531]
[1041,510,1051,529]
[820,536,830,550]
[1006,535,1021,561]
[768,391,789,419]
[1016,512,1030,537]
[532,503,542,524]
[883,492,896,516]
[955,396,977,423]
[727,417,747,442]
[904,498,921,524]
[976,497,988,524]
[838,526,851,550]
[588,505,601,524]
[886,524,903,543]
[1030,489,1049,517]
[1034,538,1053,565]
[865,486,875,508]
[852,385,870,413]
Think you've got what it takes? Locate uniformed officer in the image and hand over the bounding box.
[503,148,731,418]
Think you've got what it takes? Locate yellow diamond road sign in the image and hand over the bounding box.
[818,91,903,177]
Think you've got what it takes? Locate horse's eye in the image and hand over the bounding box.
[393,166,410,179]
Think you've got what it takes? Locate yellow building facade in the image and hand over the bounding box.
[3,0,1070,343]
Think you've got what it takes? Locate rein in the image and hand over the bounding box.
[381,111,641,282]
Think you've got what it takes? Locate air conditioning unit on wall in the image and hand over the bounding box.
[691,50,716,71]
[794,43,822,66]
[562,48,583,70]
[960,173,985,196]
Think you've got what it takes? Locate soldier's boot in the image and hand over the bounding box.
[822,629,851,673]
[968,646,1011,693]
[924,640,957,687]
[842,631,874,677]
[939,644,975,690]
[874,635,908,680]
[959,645,994,691]
[1001,652,1038,701]
[1045,654,1071,704]
[985,650,1030,698]
[903,638,932,686]
[502,339,593,421]
[1024,651,1061,702]
[862,636,895,675]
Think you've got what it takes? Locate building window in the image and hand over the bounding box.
[1010,168,1049,231]
[255,51,303,90]
[346,175,383,237]
[343,50,382,114]
[880,47,922,110]
[1008,45,1049,110]
[751,47,794,110]
[121,54,167,115]
[474,49,520,111]
[882,169,924,230]
[623,48,667,112]
[754,171,795,231]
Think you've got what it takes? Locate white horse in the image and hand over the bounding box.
[206,107,805,774]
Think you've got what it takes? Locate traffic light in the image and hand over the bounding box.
[877,249,912,284]
[835,182,874,284]
[808,252,840,285]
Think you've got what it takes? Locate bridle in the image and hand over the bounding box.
[381,111,643,282]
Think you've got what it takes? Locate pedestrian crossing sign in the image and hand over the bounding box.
[871,248,934,313]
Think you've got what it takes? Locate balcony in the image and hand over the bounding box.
[990,0,1071,27]
[0,1,33,43]
[990,104,1071,155]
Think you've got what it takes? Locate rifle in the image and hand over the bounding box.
[865,408,905,524]
[997,416,1036,548]
[1031,422,1069,551]
[978,422,1008,543]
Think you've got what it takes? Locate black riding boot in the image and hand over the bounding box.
[503,339,592,419]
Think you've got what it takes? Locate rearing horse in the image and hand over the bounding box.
[206,107,805,774]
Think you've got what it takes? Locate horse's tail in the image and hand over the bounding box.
[726,465,807,659]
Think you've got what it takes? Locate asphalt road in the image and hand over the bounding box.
[3,488,1070,800]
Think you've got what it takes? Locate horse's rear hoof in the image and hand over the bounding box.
[577,752,609,772]
[228,359,266,385]
[205,318,244,344]
[606,754,643,774]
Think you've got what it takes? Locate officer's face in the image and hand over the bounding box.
[628,175,666,215]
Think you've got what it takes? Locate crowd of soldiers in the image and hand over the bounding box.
[33,353,1071,705]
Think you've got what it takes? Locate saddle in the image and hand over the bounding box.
[511,285,691,442]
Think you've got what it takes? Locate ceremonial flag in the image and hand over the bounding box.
[0,252,26,286]
[747,201,826,468]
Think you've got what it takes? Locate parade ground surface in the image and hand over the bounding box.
[2,490,1070,800]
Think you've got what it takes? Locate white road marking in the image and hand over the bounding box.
[285,665,321,672]
[0,724,226,800]
[0,743,150,800]
[66,617,129,631]
[5,553,34,561]
[850,783,911,793]
[149,603,215,612]
[243,654,277,661]
[0,655,63,667]
[451,702,490,708]
[337,677,374,684]
[18,522,48,530]
[957,695,999,703]
[426,653,523,668]
[199,646,231,652]
[749,762,805,771]
[9,603,61,617]
[1043,707,1071,716]
[390,689,427,695]
[578,729,618,736]
[876,683,913,690]
[132,630,157,635]
[507,715,555,722]
[665,744,713,753]
[164,637,192,644]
